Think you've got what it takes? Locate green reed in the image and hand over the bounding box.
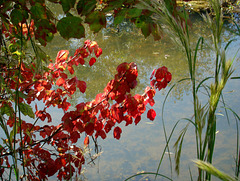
[133,0,238,180]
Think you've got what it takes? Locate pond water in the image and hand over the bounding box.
[42,5,240,181]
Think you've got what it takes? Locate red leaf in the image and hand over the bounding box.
[148,98,155,106]
[84,39,91,46]
[77,80,86,93]
[134,115,141,125]
[85,122,94,136]
[113,126,122,140]
[104,122,113,133]
[89,57,96,66]
[56,50,69,63]
[88,41,98,53]
[61,98,71,111]
[124,115,132,126]
[147,109,156,121]
[112,105,124,123]
[94,47,102,58]
[68,65,74,74]
[166,71,172,82]
[40,126,52,138]
[46,113,52,123]
[70,131,80,143]
[84,136,89,146]
[56,78,65,86]
[74,56,85,65]
[117,62,129,75]
[95,120,103,131]
[99,130,106,139]
[62,112,74,132]
[150,69,156,80]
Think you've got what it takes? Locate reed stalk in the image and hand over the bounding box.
[137,0,235,180]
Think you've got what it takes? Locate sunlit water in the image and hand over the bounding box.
[40,7,240,181]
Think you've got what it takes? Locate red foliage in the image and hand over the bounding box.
[0,40,171,180]
[113,126,122,140]
[147,109,157,121]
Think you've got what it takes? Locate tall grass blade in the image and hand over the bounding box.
[224,107,240,178]
[196,77,213,93]
[174,123,189,175]
[194,160,237,181]
[159,78,191,178]
[220,93,230,125]
[189,166,193,181]
[155,120,180,180]
[232,20,240,35]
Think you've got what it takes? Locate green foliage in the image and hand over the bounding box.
[77,0,97,15]
[57,15,85,40]
[127,8,142,18]
[85,11,106,33]
[0,104,14,117]
[35,19,57,45]
[19,103,35,119]
[30,3,48,20]
[10,8,28,26]
[60,0,76,13]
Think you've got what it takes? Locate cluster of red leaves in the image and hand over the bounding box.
[0,40,102,180]
[60,62,171,142]
[0,40,171,180]
[2,20,35,43]
[150,66,172,91]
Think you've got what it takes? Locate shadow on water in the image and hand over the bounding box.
[42,4,240,180]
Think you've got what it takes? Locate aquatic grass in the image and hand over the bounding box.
[225,107,240,179]
[157,77,191,177]
[194,160,237,181]
[136,0,237,180]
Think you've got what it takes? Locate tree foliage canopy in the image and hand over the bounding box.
[0,0,176,180]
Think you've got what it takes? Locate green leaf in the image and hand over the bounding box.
[85,11,106,33]
[57,16,85,40]
[10,8,28,26]
[60,0,76,13]
[19,103,35,119]
[35,19,57,46]
[18,91,27,99]
[25,131,33,144]
[9,129,16,143]
[0,103,14,117]
[77,0,97,15]
[141,22,152,38]
[127,8,142,18]
[30,3,47,20]
[108,0,125,9]
[135,15,154,38]
[151,24,162,41]
[114,9,127,25]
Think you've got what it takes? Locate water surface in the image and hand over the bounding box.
[43,7,240,180]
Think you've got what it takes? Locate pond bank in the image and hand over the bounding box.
[177,0,240,15]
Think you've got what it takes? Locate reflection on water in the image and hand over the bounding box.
[42,5,240,180]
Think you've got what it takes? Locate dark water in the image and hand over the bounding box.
[41,4,240,181]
